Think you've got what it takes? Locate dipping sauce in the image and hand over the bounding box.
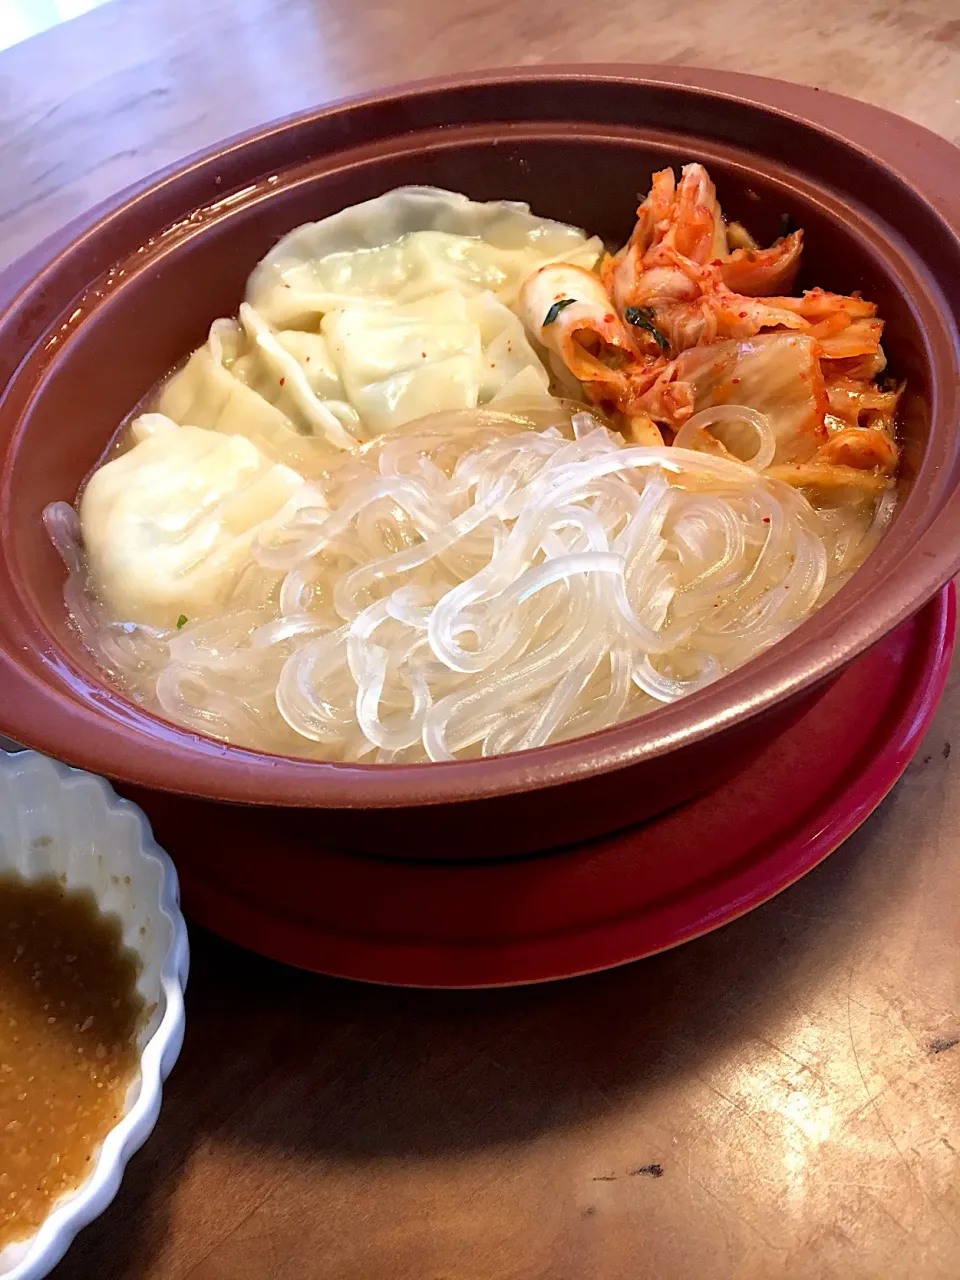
[0,875,143,1251]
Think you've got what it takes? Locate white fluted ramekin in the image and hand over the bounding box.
[0,751,188,1280]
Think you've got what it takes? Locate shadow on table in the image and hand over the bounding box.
[51,788,916,1278]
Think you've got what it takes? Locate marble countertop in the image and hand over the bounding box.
[1,2,959,1277]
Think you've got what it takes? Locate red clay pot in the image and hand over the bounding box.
[0,67,958,859]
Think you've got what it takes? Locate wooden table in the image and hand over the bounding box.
[2,2,960,1276]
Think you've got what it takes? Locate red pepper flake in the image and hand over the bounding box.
[279,377,285,386]
[283,283,292,289]
[604,313,615,323]
[731,377,741,385]
[762,516,770,523]
[421,351,427,358]
[738,311,747,318]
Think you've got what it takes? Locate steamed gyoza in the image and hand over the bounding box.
[46,170,901,762]
[157,310,360,453]
[159,187,599,451]
[246,186,604,325]
[159,291,550,450]
[320,291,549,434]
[79,416,303,628]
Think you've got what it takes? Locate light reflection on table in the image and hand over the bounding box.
[0,0,112,53]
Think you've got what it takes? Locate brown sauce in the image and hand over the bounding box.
[0,875,143,1251]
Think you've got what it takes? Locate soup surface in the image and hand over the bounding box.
[45,165,901,763]
[0,876,143,1251]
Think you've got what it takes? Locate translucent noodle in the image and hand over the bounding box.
[46,403,890,763]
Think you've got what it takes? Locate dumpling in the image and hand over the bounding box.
[80,416,304,628]
[470,291,554,403]
[154,189,587,453]
[321,291,550,436]
[246,187,603,329]
[160,289,550,446]
[156,308,361,453]
[322,293,479,434]
[231,304,362,449]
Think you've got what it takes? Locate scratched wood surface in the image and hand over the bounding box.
[1,1,959,1276]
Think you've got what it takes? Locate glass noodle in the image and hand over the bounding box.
[45,403,894,763]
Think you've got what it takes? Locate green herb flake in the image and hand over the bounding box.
[624,306,669,351]
[543,298,576,326]
[176,614,189,630]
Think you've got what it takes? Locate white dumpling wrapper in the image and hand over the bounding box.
[468,291,552,405]
[246,186,603,328]
[80,419,304,628]
[156,311,362,453]
[321,291,550,436]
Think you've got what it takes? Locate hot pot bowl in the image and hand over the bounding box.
[0,67,958,861]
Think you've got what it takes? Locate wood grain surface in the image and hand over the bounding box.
[1,1,960,1277]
